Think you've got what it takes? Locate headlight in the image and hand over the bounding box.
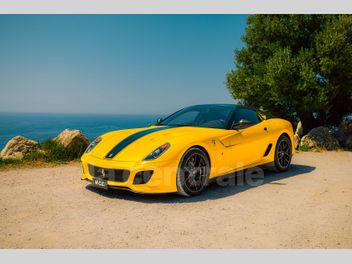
[85,137,102,153]
[144,143,170,161]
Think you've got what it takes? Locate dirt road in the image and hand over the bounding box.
[0,152,351,248]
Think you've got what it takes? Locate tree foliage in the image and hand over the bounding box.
[227,15,352,132]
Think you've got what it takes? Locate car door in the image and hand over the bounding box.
[225,108,270,170]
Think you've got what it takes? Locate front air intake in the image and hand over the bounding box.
[88,164,130,182]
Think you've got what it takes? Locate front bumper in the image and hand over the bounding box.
[81,154,179,194]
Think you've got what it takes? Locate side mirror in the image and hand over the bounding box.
[258,113,266,120]
[156,118,163,125]
[148,118,164,127]
[231,119,253,130]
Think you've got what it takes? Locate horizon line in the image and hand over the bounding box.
[0,111,166,116]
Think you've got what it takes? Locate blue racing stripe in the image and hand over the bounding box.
[105,126,171,159]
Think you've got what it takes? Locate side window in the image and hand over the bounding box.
[233,109,260,128]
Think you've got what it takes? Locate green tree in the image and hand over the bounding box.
[227,15,352,133]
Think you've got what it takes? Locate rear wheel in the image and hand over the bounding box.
[176,148,210,196]
[274,134,292,171]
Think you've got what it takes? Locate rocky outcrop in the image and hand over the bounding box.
[294,134,300,150]
[338,120,352,149]
[54,129,90,152]
[0,136,40,159]
[300,126,340,151]
[295,121,304,138]
[294,121,303,149]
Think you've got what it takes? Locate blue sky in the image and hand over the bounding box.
[0,15,247,115]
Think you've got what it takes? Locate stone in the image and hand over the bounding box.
[294,134,300,150]
[300,126,340,151]
[338,120,352,149]
[293,121,303,149]
[0,136,40,159]
[295,121,304,138]
[55,129,90,151]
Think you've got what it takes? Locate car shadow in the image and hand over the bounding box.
[85,164,315,203]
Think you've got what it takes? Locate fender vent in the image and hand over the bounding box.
[263,143,272,157]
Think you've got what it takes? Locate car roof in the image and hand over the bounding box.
[187,104,255,111]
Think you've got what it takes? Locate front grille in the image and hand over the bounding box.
[88,164,130,182]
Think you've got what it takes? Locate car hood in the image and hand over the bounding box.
[88,126,233,162]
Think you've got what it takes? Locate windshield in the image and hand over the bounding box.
[158,105,235,129]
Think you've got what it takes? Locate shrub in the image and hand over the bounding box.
[40,139,68,161]
[64,140,87,160]
[0,138,85,169]
[298,144,310,152]
[22,150,47,162]
[0,157,22,166]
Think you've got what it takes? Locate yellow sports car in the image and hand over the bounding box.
[81,104,294,196]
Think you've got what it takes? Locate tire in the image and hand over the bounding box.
[176,147,210,197]
[274,134,292,172]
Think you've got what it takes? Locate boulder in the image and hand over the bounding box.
[300,126,340,151]
[294,134,300,150]
[339,119,352,134]
[294,121,303,149]
[337,120,352,149]
[55,129,90,151]
[295,121,304,138]
[330,120,352,149]
[0,136,40,159]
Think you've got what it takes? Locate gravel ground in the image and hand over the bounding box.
[0,151,351,248]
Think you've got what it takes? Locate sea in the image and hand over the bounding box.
[0,112,161,149]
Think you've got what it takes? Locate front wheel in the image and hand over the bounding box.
[176,148,210,197]
[274,134,292,172]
